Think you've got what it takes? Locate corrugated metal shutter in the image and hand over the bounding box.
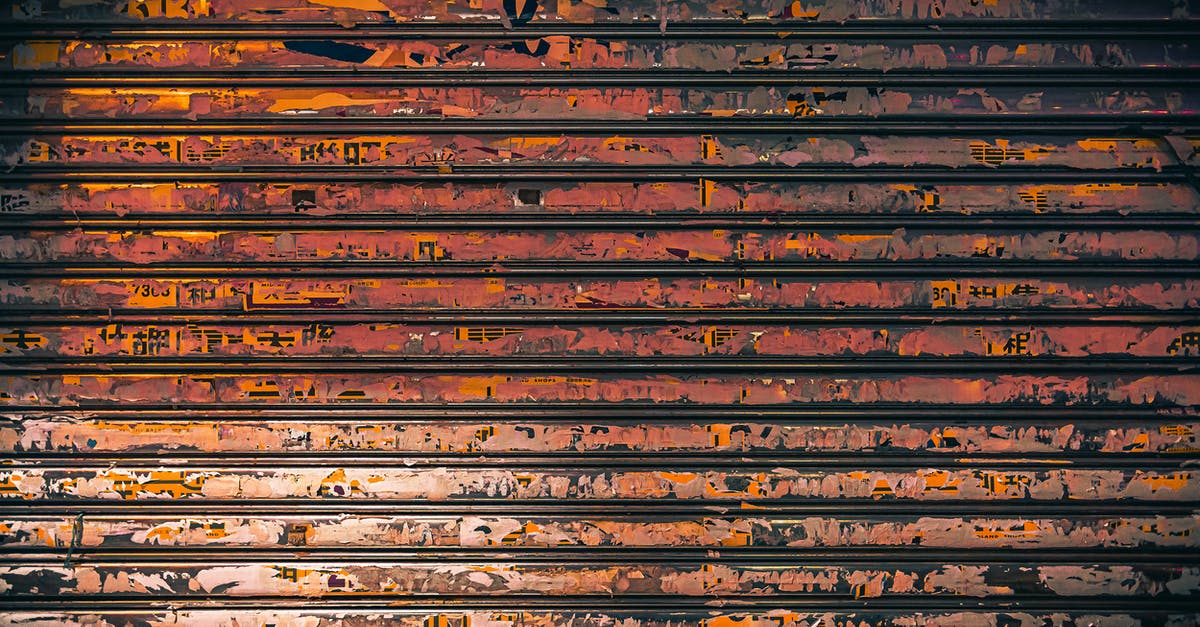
[2,0,1199,624]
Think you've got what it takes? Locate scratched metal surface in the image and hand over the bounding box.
[1,1,1200,626]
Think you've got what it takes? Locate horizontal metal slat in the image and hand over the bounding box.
[13,67,1200,86]
[2,464,1195,502]
[2,414,1195,456]
[5,116,1200,133]
[4,453,1193,467]
[0,560,1195,599]
[5,608,1199,627]
[10,165,1194,182]
[9,500,1196,516]
[2,372,1196,406]
[6,180,1197,222]
[4,321,1192,360]
[7,85,1194,119]
[7,20,1200,39]
[9,38,1196,74]
[12,0,1197,23]
[4,512,1196,550]
[1,310,1193,323]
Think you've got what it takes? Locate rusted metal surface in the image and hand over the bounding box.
[1,0,1199,625]
[8,84,1197,118]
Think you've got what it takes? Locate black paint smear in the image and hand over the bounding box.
[284,40,375,64]
[505,39,552,57]
[504,0,539,25]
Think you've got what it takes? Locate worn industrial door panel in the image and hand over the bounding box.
[1,0,1198,625]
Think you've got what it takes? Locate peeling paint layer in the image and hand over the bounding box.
[4,324,1198,358]
[3,611,1200,627]
[14,39,1198,72]
[7,85,1198,120]
[4,514,1198,549]
[14,0,1200,23]
[4,0,1199,619]
[5,418,1196,455]
[3,373,1199,406]
[1,466,1197,501]
[5,181,1195,216]
[2,278,1197,311]
[7,134,1196,169]
[4,229,1197,264]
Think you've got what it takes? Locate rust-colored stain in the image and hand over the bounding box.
[1,0,1199,625]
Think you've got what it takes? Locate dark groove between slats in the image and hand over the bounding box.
[20,595,1164,607]
[6,216,1200,231]
[6,552,1199,564]
[0,589,1195,607]
[2,311,1192,324]
[10,501,1195,516]
[3,404,1190,419]
[5,20,1198,39]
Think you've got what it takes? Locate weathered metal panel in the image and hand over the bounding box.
[1,0,1198,625]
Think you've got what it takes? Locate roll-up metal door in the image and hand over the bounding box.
[1,0,1199,625]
